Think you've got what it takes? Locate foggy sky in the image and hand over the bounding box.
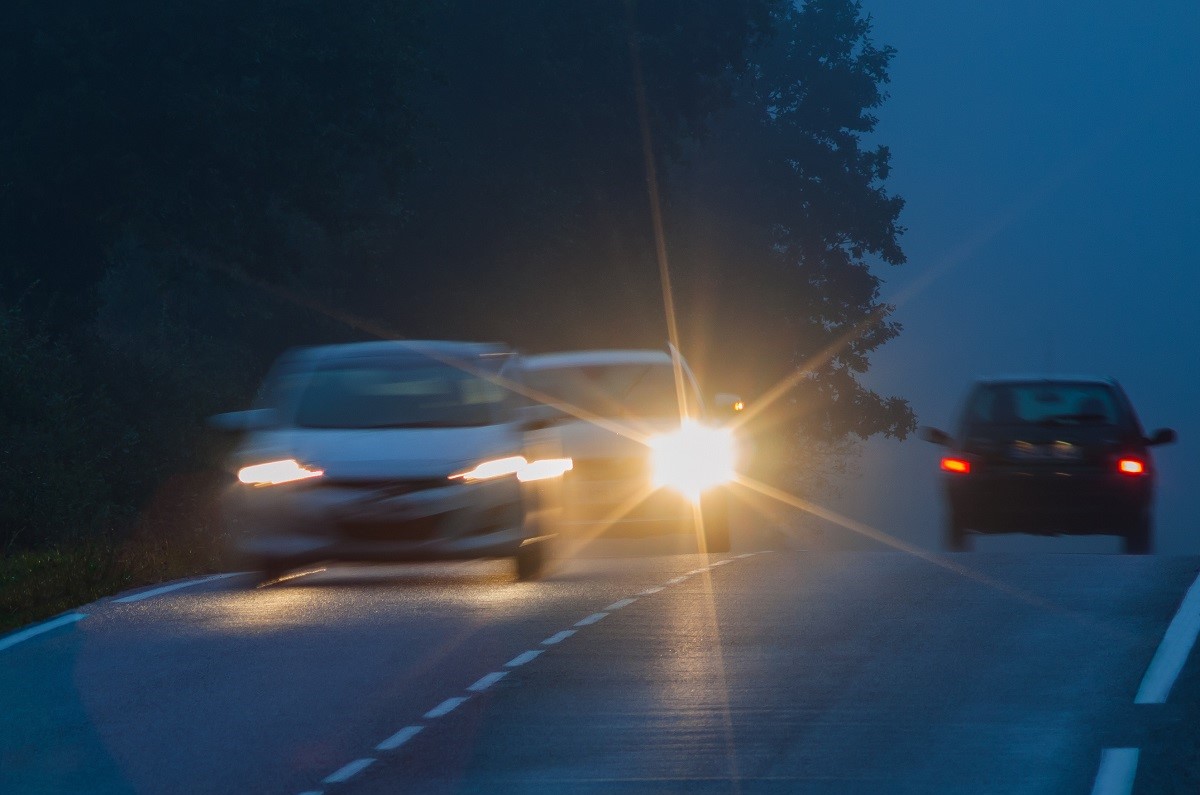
[829,0,1200,552]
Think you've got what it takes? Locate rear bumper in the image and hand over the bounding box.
[945,471,1152,534]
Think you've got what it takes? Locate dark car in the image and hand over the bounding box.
[921,377,1175,553]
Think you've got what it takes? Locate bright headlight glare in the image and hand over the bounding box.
[649,422,735,502]
[238,459,324,487]
[517,457,574,482]
[451,455,528,482]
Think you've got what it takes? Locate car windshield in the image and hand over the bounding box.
[964,382,1122,427]
[524,363,695,420]
[291,360,509,429]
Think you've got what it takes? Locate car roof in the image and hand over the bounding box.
[520,349,673,370]
[285,340,512,363]
[973,374,1119,386]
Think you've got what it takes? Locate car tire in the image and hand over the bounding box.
[515,540,547,581]
[700,493,731,554]
[1123,512,1153,555]
[944,515,970,552]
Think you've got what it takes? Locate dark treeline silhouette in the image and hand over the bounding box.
[0,0,912,554]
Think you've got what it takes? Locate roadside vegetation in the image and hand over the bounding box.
[0,0,913,634]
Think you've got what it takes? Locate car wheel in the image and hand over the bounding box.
[944,515,970,552]
[700,493,731,554]
[515,540,547,581]
[1123,512,1153,555]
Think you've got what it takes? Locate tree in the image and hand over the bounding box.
[663,0,915,486]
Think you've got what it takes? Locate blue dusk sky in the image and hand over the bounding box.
[830,0,1200,551]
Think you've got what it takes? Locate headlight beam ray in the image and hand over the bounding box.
[732,474,1139,640]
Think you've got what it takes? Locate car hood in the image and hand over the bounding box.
[234,425,520,479]
[534,418,680,461]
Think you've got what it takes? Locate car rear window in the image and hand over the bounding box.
[964,383,1123,427]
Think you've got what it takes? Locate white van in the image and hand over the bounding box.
[516,348,740,553]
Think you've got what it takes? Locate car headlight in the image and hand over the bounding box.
[450,455,575,483]
[648,421,736,502]
[237,459,324,487]
[517,457,574,482]
[450,456,528,482]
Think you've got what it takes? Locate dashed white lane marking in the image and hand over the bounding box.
[297,790,323,795]
[376,725,423,752]
[298,554,769,792]
[686,568,709,575]
[1135,571,1200,704]
[1090,748,1139,795]
[0,613,87,652]
[323,757,376,784]
[468,671,508,692]
[574,612,608,627]
[424,696,469,719]
[114,573,238,603]
[507,649,545,666]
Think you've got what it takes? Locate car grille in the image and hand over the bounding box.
[337,515,441,542]
[319,478,447,496]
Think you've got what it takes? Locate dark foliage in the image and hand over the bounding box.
[0,0,911,563]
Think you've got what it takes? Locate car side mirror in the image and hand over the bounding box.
[920,426,952,446]
[208,408,278,433]
[1147,428,1177,446]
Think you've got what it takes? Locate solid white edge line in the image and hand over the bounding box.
[376,725,423,752]
[604,598,636,611]
[424,696,469,719]
[1090,748,1139,795]
[322,757,376,784]
[114,573,238,603]
[1135,571,1200,703]
[541,630,575,645]
[665,576,687,585]
[574,612,608,627]
[468,671,508,692]
[0,613,88,652]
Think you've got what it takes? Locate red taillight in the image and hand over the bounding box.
[941,457,971,474]
[1118,458,1145,475]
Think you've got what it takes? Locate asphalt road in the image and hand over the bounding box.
[3,526,1200,794]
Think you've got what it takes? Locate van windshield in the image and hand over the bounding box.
[524,363,697,420]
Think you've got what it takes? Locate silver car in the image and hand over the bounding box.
[213,341,561,581]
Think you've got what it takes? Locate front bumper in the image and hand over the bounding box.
[223,475,529,563]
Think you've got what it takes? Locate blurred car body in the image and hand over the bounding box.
[922,376,1175,553]
[214,340,554,580]
[516,348,738,553]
